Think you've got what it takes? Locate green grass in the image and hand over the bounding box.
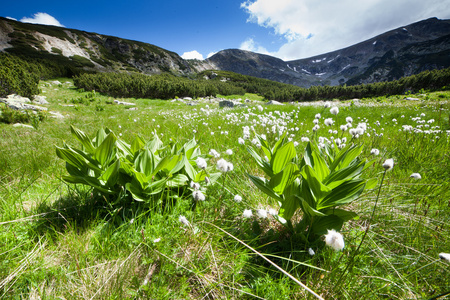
[0,79,449,299]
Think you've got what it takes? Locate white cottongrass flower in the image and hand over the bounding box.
[256,209,268,219]
[439,253,450,262]
[153,237,161,243]
[209,149,220,158]
[238,137,245,145]
[313,118,319,125]
[370,148,380,156]
[195,157,207,169]
[382,158,394,171]
[193,190,206,201]
[315,113,321,119]
[217,158,234,172]
[324,229,345,251]
[225,149,233,155]
[179,215,190,227]
[330,106,339,115]
[410,173,421,179]
[301,137,310,142]
[308,248,315,256]
[243,209,252,218]
[268,208,278,216]
[324,118,334,126]
[312,125,320,132]
[340,124,348,131]
[190,181,200,190]
[346,116,353,123]
[234,194,242,202]
[324,102,331,108]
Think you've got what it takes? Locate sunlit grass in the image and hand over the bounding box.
[0,79,449,298]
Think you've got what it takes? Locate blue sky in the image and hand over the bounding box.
[2,0,450,60]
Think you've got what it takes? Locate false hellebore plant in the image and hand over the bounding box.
[247,132,377,241]
[56,126,221,212]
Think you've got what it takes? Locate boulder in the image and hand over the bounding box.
[266,100,284,105]
[0,95,47,111]
[33,95,49,105]
[13,123,34,129]
[114,100,136,105]
[405,97,420,101]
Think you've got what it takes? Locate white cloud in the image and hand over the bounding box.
[20,12,64,27]
[207,51,218,58]
[241,0,450,60]
[239,38,270,55]
[181,50,204,60]
[6,17,17,21]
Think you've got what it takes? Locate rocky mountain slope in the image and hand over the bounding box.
[1,16,449,88]
[0,16,193,75]
[200,18,450,87]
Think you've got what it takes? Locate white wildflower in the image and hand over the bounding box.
[217,158,233,172]
[209,149,220,158]
[346,116,353,123]
[179,215,190,227]
[439,253,450,262]
[324,118,334,126]
[193,190,206,201]
[315,113,321,119]
[153,237,161,243]
[330,106,339,115]
[256,209,268,219]
[382,158,394,171]
[195,157,207,169]
[324,229,345,251]
[370,148,380,156]
[238,137,245,145]
[410,173,421,179]
[234,194,242,203]
[308,248,315,256]
[225,149,233,155]
[190,181,200,190]
[243,209,252,218]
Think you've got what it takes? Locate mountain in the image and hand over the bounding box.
[1,16,449,88]
[199,17,450,87]
[0,16,193,75]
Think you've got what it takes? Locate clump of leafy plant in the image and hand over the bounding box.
[0,105,47,125]
[247,132,376,241]
[56,126,221,212]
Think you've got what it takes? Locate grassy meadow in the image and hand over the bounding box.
[1,79,450,299]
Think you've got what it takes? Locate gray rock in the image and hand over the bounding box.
[48,111,65,119]
[0,96,48,111]
[33,95,49,105]
[114,100,136,105]
[128,107,139,110]
[405,97,420,101]
[266,100,284,105]
[13,123,34,129]
[219,100,236,108]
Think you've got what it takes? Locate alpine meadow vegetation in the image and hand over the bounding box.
[0,77,449,299]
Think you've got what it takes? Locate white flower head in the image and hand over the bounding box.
[324,102,331,108]
[225,149,233,155]
[324,229,345,251]
[370,148,380,156]
[308,248,315,256]
[256,209,268,219]
[234,194,242,202]
[193,190,206,201]
[195,157,207,169]
[179,215,190,227]
[330,106,339,115]
[153,237,161,243]
[382,158,394,171]
[238,137,245,145]
[209,149,220,158]
[315,113,321,119]
[346,116,353,123]
[324,118,334,126]
[243,209,252,218]
[439,253,450,262]
[217,158,233,172]
[190,181,200,190]
[410,172,421,179]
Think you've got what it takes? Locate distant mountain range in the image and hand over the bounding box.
[1,16,449,87]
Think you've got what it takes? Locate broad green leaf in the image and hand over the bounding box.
[100,159,120,187]
[183,137,197,159]
[125,182,146,202]
[365,178,378,190]
[311,215,344,235]
[318,179,366,209]
[329,144,363,172]
[247,146,273,177]
[94,133,117,166]
[271,131,288,154]
[322,208,359,222]
[323,160,365,188]
[162,154,182,174]
[116,138,132,158]
[269,163,299,194]
[311,150,330,181]
[167,174,189,187]
[271,142,296,174]
[297,196,327,218]
[135,148,155,176]
[303,142,314,168]
[62,175,114,194]
[144,178,167,195]
[70,125,95,153]
[279,194,300,221]
[94,128,107,148]
[146,134,164,153]
[300,165,332,201]
[131,135,146,154]
[56,146,87,170]
[183,156,197,180]
[247,174,282,201]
